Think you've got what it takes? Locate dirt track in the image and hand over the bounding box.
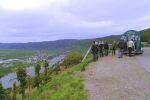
[84,48,150,100]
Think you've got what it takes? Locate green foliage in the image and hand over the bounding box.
[52,63,60,75]
[0,82,6,100]
[52,51,60,57]
[63,52,82,67]
[11,83,17,100]
[140,29,150,42]
[32,76,40,88]
[0,64,13,78]
[50,78,87,100]
[16,67,27,100]
[33,62,41,88]
[29,57,92,100]
[148,40,150,44]
[43,60,49,70]
[43,60,49,83]
[0,50,37,59]
[0,62,30,78]
[34,62,41,76]
[26,76,32,95]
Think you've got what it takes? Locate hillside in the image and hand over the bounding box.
[0,35,121,53]
[0,28,149,53]
[140,28,150,42]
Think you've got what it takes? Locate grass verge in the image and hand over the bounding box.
[29,57,92,100]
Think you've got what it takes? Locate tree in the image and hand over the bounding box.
[11,83,17,100]
[0,82,6,99]
[34,62,41,76]
[16,67,27,100]
[33,62,41,87]
[26,76,32,94]
[43,60,49,83]
[43,60,49,75]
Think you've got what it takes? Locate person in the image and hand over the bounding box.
[111,41,117,56]
[118,39,124,58]
[104,42,109,56]
[91,41,98,61]
[99,41,104,57]
[127,39,135,57]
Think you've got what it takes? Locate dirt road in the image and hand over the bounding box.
[84,48,150,100]
[136,48,150,72]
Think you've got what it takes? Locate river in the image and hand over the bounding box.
[0,55,65,89]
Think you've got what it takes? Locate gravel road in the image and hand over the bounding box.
[136,48,150,72]
[84,48,150,100]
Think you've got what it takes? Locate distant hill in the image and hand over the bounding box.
[0,27,149,53]
[140,28,150,42]
[0,35,121,53]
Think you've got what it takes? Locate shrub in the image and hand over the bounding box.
[0,83,6,99]
[148,40,150,44]
[33,62,41,88]
[11,83,17,100]
[63,52,82,67]
[16,67,27,100]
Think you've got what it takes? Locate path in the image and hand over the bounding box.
[84,48,150,100]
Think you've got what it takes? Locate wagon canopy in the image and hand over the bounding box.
[121,30,142,52]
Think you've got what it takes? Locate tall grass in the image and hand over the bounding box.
[29,57,92,100]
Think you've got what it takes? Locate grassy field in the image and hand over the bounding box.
[0,49,37,59]
[0,62,30,78]
[0,50,37,77]
[28,57,92,100]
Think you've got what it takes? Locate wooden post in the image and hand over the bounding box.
[82,46,91,62]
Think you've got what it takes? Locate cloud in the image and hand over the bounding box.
[76,21,113,28]
[0,0,68,11]
[0,0,150,43]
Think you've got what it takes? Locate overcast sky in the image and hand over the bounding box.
[0,0,150,43]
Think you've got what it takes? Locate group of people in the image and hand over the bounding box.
[91,39,135,62]
[91,41,114,61]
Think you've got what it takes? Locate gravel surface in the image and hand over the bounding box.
[136,48,150,72]
[84,49,150,100]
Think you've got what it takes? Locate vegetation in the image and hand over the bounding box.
[0,64,13,78]
[43,60,49,83]
[0,62,29,78]
[29,57,92,100]
[16,67,27,100]
[63,52,83,67]
[33,62,41,88]
[0,50,37,59]
[0,82,7,99]
[0,35,121,54]
[140,28,150,42]
[11,83,17,100]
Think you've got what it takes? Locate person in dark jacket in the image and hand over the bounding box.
[104,42,109,56]
[91,41,98,61]
[99,41,104,57]
[118,39,124,58]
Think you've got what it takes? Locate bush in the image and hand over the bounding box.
[0,83,6,99]
[16,67,27,99]
[63,52,82,67]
